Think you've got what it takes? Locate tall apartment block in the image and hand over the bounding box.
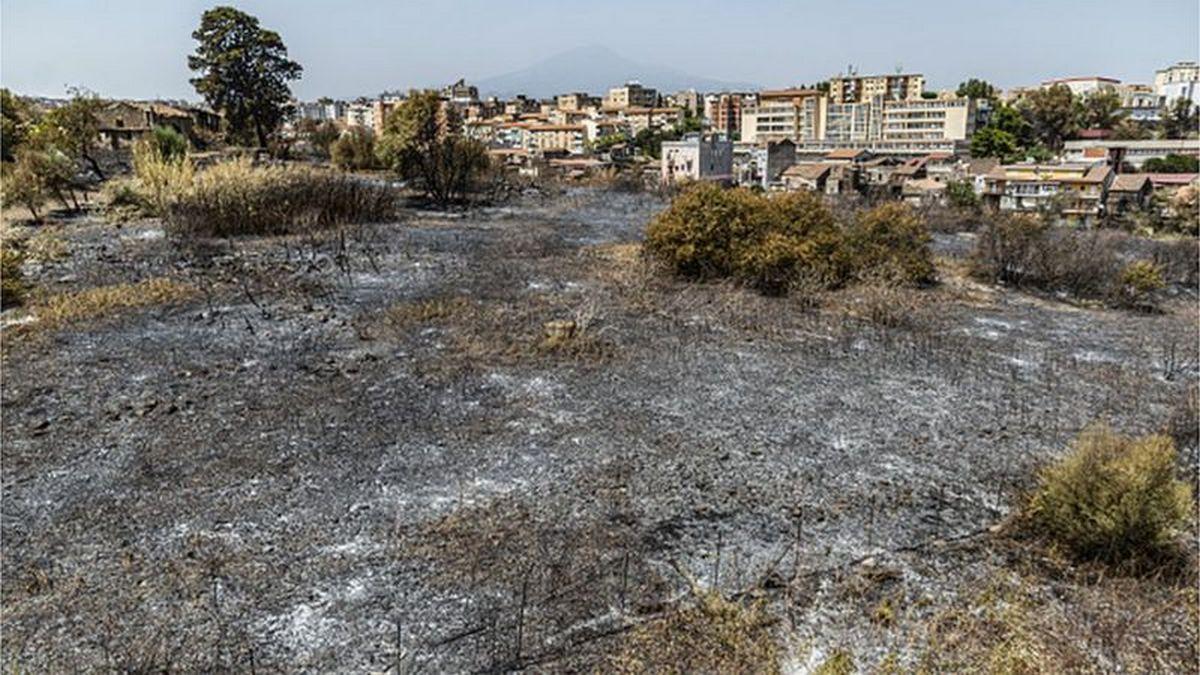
[828,72,925,104]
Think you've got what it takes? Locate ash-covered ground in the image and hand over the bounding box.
[2,188,1197,672]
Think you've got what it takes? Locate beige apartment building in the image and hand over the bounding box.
[880,97,976,141]
[556,92,599,111]
[523,124,587,154]
[829,72,924,104]
[603,82,659,110]
[704,92,756,138]
[740,89,826,144]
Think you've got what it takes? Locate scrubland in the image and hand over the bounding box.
[1,180,1197,672]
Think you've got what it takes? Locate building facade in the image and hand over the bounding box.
[661,135,734,184]
[829,73,924,104]
[604,82,659,110]
[740,89,825,144]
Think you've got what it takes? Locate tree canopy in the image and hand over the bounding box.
[377,90,489,206]
[1020,84,1079,150]
[188,6,302,147]
[956,79,998,101]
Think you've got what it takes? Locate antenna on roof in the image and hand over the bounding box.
[895,63,903,74]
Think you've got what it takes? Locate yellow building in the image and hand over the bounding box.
[829,73,924,104]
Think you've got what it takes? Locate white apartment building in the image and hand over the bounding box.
[740,89,825,144]
[661,135,733,184]
[1155,61,1199,108]
[344,102,375,130]
[1041,76,1121,96]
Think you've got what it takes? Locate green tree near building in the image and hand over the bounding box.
[1,88,35,162]
[956,78,997,101]
[1078,89,1125,130]
[376,90,489,206]
[1161,97,1199,139]
[188,6,302,147]
[1142,154,1200,173]
[34,89,107,179]
[1020,84,1079,150]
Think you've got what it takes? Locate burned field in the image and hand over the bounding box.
[2,188,1197,672]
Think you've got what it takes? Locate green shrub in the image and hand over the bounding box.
[149,125,189,162]
[845,202,936,286]
[166,158,396,237]
[1028,424,1193,565]
[1,150,48,221]
[331,128,378,171]
[946,180,980,210]
[1,244,28,308]
[1116,260,1165,311]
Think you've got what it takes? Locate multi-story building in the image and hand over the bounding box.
[824,101,879,144]
[344,101,376,131]
[982,163,1114,222]
[556,92,599,111]
[740,89,826,144]
[620,107,683,135]
[703,92,756,139]
[1116,84,1165,122]
[829,72,924,104]
[880,97,977,142]
[661,134,733,184]
[1154,61,1199,108]
[443,78,479,105]
[664,89,701,114]
[524,124,586,154]
[1041,76,1121,96]
[604,82,659,110]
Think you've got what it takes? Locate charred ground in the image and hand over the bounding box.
[2,188,1197,672]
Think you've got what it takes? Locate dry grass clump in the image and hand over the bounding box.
[1027,424,1193,567]
[609,590,780,674]
[132,138,194,217]
[644,183,934,297]
[813,649,855,675]
[378,295,474,333]
[166,159,396,237]
[12,278,196,337]
[918,564,1198,674]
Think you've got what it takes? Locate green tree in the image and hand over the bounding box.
[956,78,997,101]
[1021,84,1079,150]
[946,180,980,210]
[188,6,302,147]
[1,149,49,220]
[1161,97,1198,139]
[1,88,35,162]
[1111,118,1150,140]
[1142,154,1200,173]
[970,127,1021,163]
[149,125,189,161]
[989,103,1034,147]
[35,89,106,179]
[1078,89,1125,130]
[377,90,489,206]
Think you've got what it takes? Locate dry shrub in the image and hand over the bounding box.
[645,184,934,296]
[609,590,779,674]
[835,283,938,332]
[1165,385,1199,453]
[379,295,473,333]
[1028,424,1193,566]
[845,202,936,286]
[13,278,196,337]
[1,244,28,309]
[813,649,854,675]
[970,213,1048,286]
[132,137,194,217]
[166,159,396,237]
[1115,260,1166,311]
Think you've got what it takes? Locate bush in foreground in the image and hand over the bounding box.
[645,184,934,296]
[166,159,395,237]
[1028,424,1192,566]
[1,244,28,309]
[331,128,378,171]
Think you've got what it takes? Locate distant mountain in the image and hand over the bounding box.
[475,45,760,99]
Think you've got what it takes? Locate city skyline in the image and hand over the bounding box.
[2,0,1197,101]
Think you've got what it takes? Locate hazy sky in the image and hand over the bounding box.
[3,0,1198,100]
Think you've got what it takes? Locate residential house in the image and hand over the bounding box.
[1062,139,1200,169]
[524,124,586,155]
[661,134,733,184]
[983,163,1114,222]
[1154,61,1199,108]
[901,177,947,206]
[1106,174,1153,215]
[780,162,856,195]
[97,101,194,149]
[1041,76,1121,96]
[621,107,683,135]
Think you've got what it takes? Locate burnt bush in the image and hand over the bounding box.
[971,214,1179,309]
[645,184,935,296]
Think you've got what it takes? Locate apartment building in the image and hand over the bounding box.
[1155,61,1199,107]
[824,101,879,143]
[556,92,599,111]
[880,97,977,142]
[982,163,1114,222]
[524,124,586,154]
[604,82,659,110]
[829,72,924,104]
[704,92,757,138]
[661,134,734,184]
[1041,76,1121,96]
[620,107,683,135]
[443,78,479,105]
[1062,138,1200,168]
[1116,84,1165,122]
[664,89,701,114]
[740,89,826,144]
[344,101,376,131]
